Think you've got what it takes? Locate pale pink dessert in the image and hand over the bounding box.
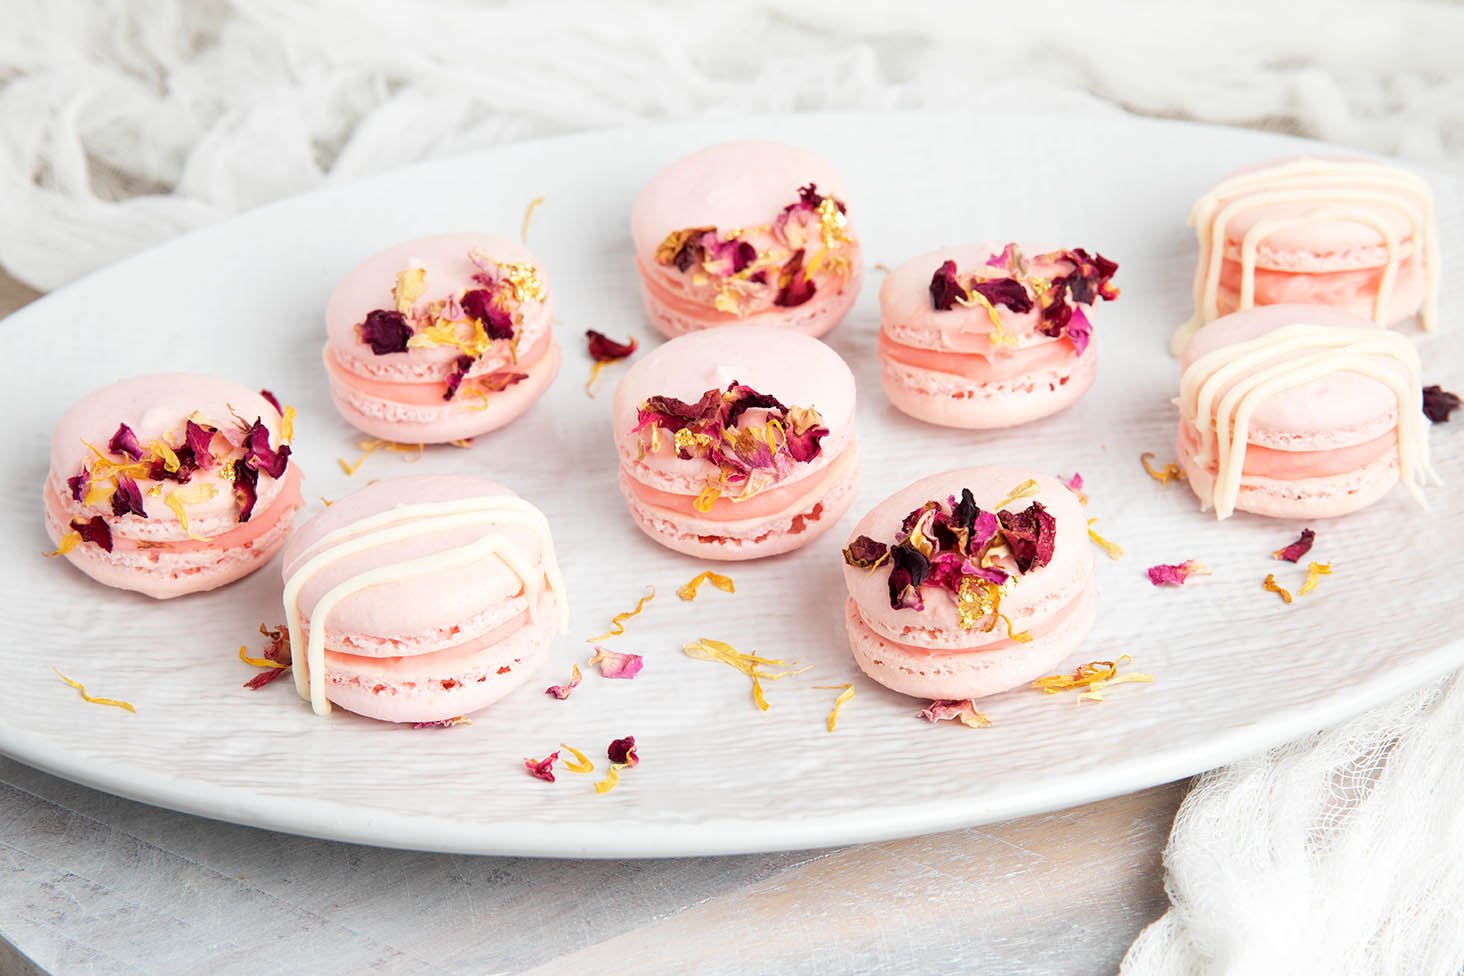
[630,141,862,339]
[1177,304,1433,520]
[878,244,1118,429]
[281,475,568,723]
[43,374,304,598]
[1174,156,1439,353]
[323,233,560,443]
[842,468,1095,700]
[613,325,859,560]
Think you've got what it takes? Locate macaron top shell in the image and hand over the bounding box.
[630,141,851,264]
[844,468,1089,651]
[1181,304,1403,441]
[282,476,555,651]
[325,233,553,380]
[613,326,856,493]
[49,374,292,542]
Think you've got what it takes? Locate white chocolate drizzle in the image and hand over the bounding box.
[1172,158,1439,355]
[1178,323,1434,519]
[282,496,568,716]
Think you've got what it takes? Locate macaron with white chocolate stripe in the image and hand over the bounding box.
[281,475,568,723]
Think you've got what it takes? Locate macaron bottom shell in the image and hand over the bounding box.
[880,347,1097,430]
[845,579,1099,701]
[323,335,562,444]
[637,261,864,341]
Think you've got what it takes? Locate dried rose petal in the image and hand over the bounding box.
[70,516,113,552]
[887,543,930,610]
[1146,560,1210,587]
[998,501,1056,573]
[586,330,638,362]
[1065,306,1093,356]
[184,420,216,471]
[929,259,966,311]
[919,699,991,728]
[444,354,476,401]
[1423,385,1461,423]
[589,646,644,680]
[607,736,639,767]
[773,249,816,307]
[1063,472,1084,493]
[969,277,1033,314]
[259,389,283,414]
[524,752,560,782]
[232,461,259,522]
[67,468,90,503]
[545,663,582,700]
[413,716,470,729]
[1273,528,1316,563]
[359,309,413,355]
[110,476,146,519]
[108,423,143,460]
[242,420,291,478]
[244,666,289,690]
[1060,248,1120,304]
[460,288,516,340]
[842,535,889,568]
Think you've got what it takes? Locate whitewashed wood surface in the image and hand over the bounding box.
[0,270,1181,973]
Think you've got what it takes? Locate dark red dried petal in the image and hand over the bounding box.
[443,354,477,401]
[259,389,283,414]
[723,383,789,429]
[525,752,560,783]
[70,516,112,553]
[242,420,291,479]
[998,501,1057,574]
[110,476,147,519]
[586,330,638,362]
[244,667,288,690]
[67,468,89,503]
[359,309,413,355]
[887,543,929,610]
[784,420,828,463]
[108,423,143,460]
[1423,385,1461,423]
[774,250,817,308]
[635,389,725,434]
[929,259,967,311]
[1273,528,1316,563]
[969,277,1034,314]
[232,459,259,522]
[460,289,516,341]
[797,183,824,209]
[843,535,889,568]
[1060,248,1120,304]
[607,736,639,767]
[1036,277,1073,337]
[184,421,216,471]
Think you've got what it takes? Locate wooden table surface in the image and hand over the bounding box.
[0,270,1183,975]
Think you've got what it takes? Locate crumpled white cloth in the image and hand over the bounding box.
[3,2,1463,972]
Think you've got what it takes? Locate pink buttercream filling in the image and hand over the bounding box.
[624,443,856,520]
[877,327,1079,382]
[1218,254,1424,307]
[1178,421,1396,479]
[325,330,552,405]
[325,604,531,679]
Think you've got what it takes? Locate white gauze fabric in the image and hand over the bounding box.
[2,2,1464,973]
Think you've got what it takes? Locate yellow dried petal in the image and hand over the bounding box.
[994,479,1040,511]
[147,440,181,473]
[448,439,474,449]
[165,482,217,541]
[584,360,608,397]
[814,683,855,732]
[1263,574,1294,604]
[280,405,297,443]
[393,264,428,314]
[586,586,655,643]
[1087,518,1124,560]
[1079,673,1155,703]
[238,646,283,669]
[1298,561,1333,597]
[53,667,136,714]
[559,743,595,774]
[1140,452,1183,487]
[83,479,116,508]
[682,637,810,712]
[676,570,736,602]
[338,439,383,475]
[520,195,545,242]
[958,290,1018,348]
[692,483,722,513]
[595,762,628,795]
[1033,655,1153,702]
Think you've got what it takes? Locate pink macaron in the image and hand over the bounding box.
[842,467,1095,701]
[1176,156,1439,353]
[1177,304,1434,520]
[613,325,860,560]
[878,243,1119,428]
[630,140,863,340]
[280,475,568,723]
[323,233,561,443]
[44,374,304,599]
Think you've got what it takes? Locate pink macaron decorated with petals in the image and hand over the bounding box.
[878,243,1119,429]
[842,467,1095,701]
[630,141,862,340]
[613,325,859,560]
[323,233,560,443]
[44,374,304,598]
[1177,304,1434,520]
[281,475,568,724]
[1175,156,1439,354]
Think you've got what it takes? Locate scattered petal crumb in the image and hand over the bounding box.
[521,194,545,242]
[1032,655,1153,702]
[559,743,595,773]
[1298,561,1332,597]
[676,570,735,602]
[338,438,423,475]
[607,736,639,767]
[1060,471,1088,505]
[239,623,291,690]
[584,330,639,396]
[1087,518,1124,560]
[586,586,655,642]
[413,716,471,729]
[525,751,560,782]
[53,667,135,713]
[1146,560,1211,587]
[448,438,474,449]
[919,699,991,728]
[1423,385,1461,423]
[587,646,644,680]
[595,763,630,795]
[814,684,855,732]
[1263,574,1293,604]
[1140,452,1183,486]
[1272,528,1316,563]
[682,637,809,711]
[545,663,583,700]
[319,495,335,507]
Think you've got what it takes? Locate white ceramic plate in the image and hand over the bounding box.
[2,112,1461,858]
